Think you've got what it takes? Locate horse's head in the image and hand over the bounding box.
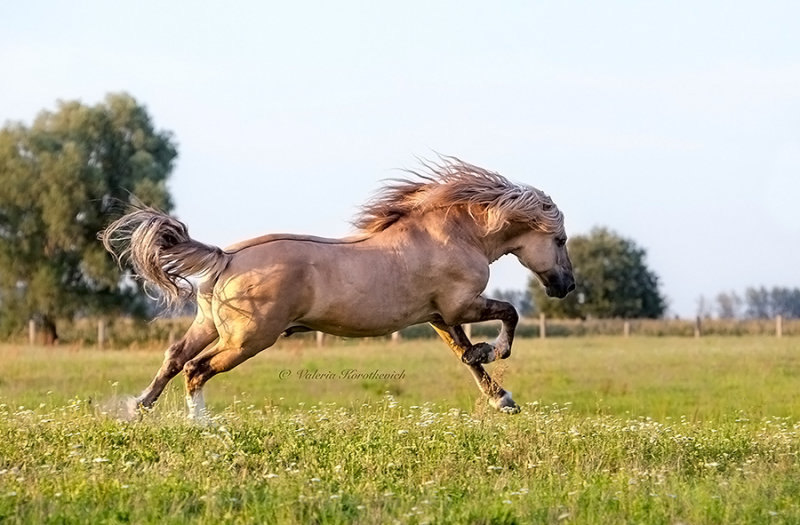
[510,229,575,298]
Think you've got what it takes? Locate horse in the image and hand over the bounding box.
[100,157,574,420]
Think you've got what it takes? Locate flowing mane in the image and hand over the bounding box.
[354,156,565,235]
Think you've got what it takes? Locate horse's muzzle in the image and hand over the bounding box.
[544,274,576,299]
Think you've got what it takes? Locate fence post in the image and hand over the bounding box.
[28,320,36,346]
[316,331,325,347]
[623,321,630,338]
[97,320,106,350]
[539,313,546,339]
[694,316,702,338]
[776,315,783,338]
[464,323,472,340]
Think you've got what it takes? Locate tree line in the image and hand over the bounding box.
[699,287,800,320]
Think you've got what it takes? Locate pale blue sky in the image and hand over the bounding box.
[2,1,798,316]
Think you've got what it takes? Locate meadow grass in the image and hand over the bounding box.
[1,336,799,523]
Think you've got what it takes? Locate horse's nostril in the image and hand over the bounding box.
[568,283,576,293]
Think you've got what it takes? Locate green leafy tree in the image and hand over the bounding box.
[0,93,177,342]
[531,227,666,319]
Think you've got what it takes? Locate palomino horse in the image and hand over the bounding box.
[101,157,574,419]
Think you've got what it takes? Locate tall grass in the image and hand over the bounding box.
[1,337,800,523]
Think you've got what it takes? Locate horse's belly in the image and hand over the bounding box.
[298,301,434,338]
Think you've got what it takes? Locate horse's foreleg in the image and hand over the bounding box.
[447,298,519,365]
[430,321,519,413]
[461,297,519,364]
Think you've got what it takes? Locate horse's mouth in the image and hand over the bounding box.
[545,281,576,299]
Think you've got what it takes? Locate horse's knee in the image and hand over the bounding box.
[162,338,184,361]
[158,341,184,375]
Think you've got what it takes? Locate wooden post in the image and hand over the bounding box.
[391,331,401,344]
[464,323,472,340]
[97,320,106,350]
[539,313,546,339]
[623,321,630,338]
[694,316,702,338]
[777,315,783,338]
[316,331,325,347]
[28,320,36,346]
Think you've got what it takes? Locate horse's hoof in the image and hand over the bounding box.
[462,342,496,365]
[489,391,520,414]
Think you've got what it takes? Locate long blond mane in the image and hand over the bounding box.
[354,157,565,235]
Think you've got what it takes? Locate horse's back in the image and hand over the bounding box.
[223,233,367,253]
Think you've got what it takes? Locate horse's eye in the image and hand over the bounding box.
[555,237,567,247]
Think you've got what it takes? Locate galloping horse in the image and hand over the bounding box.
[101,157,574,419]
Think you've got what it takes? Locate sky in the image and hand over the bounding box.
[1,1,798,317]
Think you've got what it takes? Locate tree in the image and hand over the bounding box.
[716,290,743,319]
[530,227,666,319]
[696,295,713,319]
[744,287,771,319]
[771,287,800,319]
[0,93,177,342]
[743,286,800,319]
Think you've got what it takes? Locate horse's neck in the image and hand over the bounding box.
[379,208,511,261]
[422,209,527,263]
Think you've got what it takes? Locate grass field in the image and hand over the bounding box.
[2,336,800,523]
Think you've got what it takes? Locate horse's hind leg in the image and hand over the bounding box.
[133,297,218,412]
[181,315,288,420]
[430,320,519,413]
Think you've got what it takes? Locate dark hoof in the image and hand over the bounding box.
[462,342,495,365]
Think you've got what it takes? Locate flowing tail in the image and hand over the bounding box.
[100,207,230,309]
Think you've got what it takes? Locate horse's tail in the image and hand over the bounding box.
[100,207,230,309]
